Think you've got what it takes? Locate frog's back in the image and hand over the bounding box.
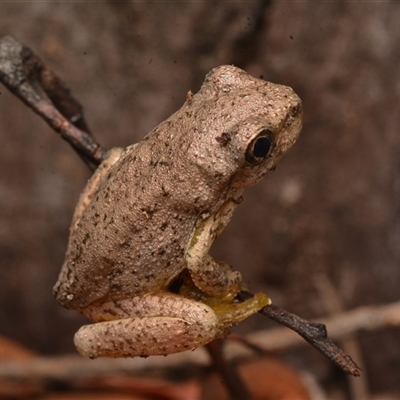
[54,139,200,310]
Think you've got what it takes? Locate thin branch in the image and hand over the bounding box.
[242,299,400,371]
[238,291,362,377]
[0,35,105,169]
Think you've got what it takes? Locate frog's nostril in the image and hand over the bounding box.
[290,103,301,118]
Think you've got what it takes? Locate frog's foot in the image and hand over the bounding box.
[179,268,271,329]
[210,292,271,329]
[74,293,222,358]
[177,269,270,330]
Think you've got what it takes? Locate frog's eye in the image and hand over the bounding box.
[245,130,274,164]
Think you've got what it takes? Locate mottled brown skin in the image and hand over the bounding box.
[53,65,303,358]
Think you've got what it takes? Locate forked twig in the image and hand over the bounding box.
[238,291,361,376]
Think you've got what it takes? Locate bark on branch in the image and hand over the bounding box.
[239,291,362,376]
[0,35,105,169]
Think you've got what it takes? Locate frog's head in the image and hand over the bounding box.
[184,65,303,192]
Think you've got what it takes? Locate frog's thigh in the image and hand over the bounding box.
[74,294,220,358]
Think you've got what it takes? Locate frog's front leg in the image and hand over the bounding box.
[188,254,243,297]
[185,199,270,315]
[186,199,245,297]
[74,293,221,358]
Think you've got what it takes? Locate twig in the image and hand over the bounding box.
[238,291,362,377]
[0,35,105,169]
[242,299,400,372]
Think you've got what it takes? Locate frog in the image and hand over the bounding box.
[53,65,303,359]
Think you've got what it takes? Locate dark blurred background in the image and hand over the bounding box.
[0,2,399,397]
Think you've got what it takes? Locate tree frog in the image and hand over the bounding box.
[53,65,302,358]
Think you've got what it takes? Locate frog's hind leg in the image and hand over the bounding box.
[74,293,220,358]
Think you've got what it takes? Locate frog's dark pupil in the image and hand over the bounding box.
[253,136,271,158]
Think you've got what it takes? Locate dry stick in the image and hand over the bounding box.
[238,291,362,377]
[0,35,105,169]
[245,300,400,353]
[0,34,362,380]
